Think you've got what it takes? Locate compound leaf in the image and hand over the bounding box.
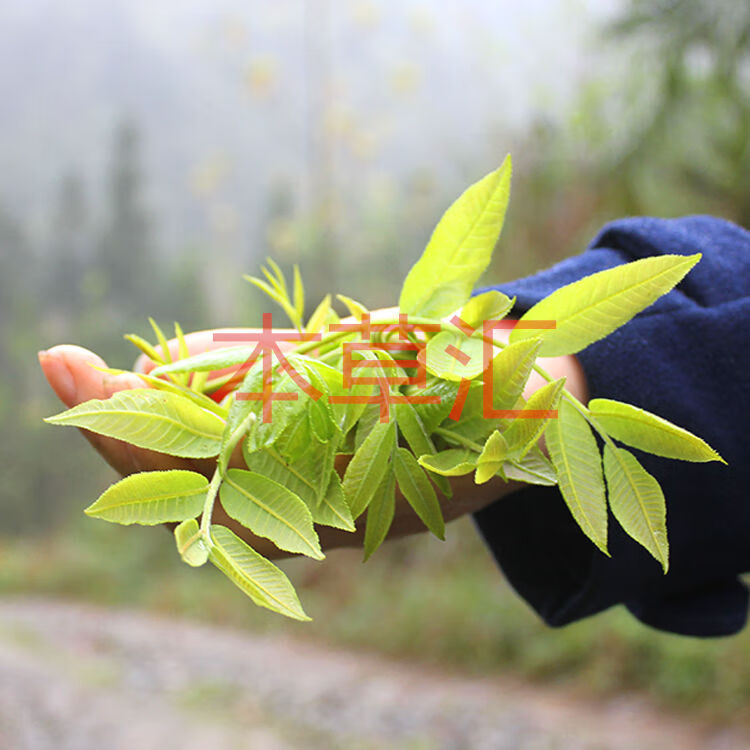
[394,447,445,539]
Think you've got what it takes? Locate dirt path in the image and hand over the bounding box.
[0,598,746,750]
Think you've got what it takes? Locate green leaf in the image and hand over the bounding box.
[603,444,669,572]
[46,389,225,458]
[589,398,724,463]
[306,294,332,333]
[410,379,459,433]
[363,471,396,561]
[209,525,311,621]
[503,378,565,458]
[457,290,514,329]
[315,472,356,531]
[149,317,173,363]
[423,331,488,381]
[399,156,512,318]
[124,333,164,365]
[84,470,207,525]
[336,294,368,321]
[418,449,476,476]
[343,420,397,518]
[220,469,323,559]
[474,430,508,484]
[394,447,445,539]
[293,264,304,329]
[488,338,542,411]
[394,401,451,497]
[504,446,557,486]
[545,400,608,554]
[510,254,702,356]
[152,346,256,376]
[174,518,209,567]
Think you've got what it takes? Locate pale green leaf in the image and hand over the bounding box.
[604,444,669,572]
[46,389,225,458]
[394,447,445,539]
[315,472,356,531]
[149,317,172,363]
[418,449,476,476]
[475,430,508,484]
[336,294,368,321]
[394,401,451,497]
[488,338,542,411]
[306,294,332,333]
[124,333,164,365]
[503,378,565,458]
[400,156,512,318]
[209,525,311,621]
[510,254,702,356]
[589,398,724,463]
[410,379,459,433]
[84,470,207,525]
[546,400,608,554]
[220,469,323,559]
[423,331,488,381]
[363,472,396,561]
[293,264,304,328]
[343,420,397,518]
[174,518,209,567]
[457,290,514,329]
[152,345,256,376]
[504,446,557,486]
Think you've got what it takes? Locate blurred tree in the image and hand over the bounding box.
[606,0,750,225]
[98,119,154,316]
[45,171,90,320]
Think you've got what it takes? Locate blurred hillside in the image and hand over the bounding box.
[0,0,749,729]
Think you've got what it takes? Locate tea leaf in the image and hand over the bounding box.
[604,444,669,572]
[153,345,257,376]
[174,518,210,567]
[510,254,701,356]
[400,156,512,318]
[306,294,332,333]
[343,420,397,518]
[504,446,557,486]
[458,290,514,329]
[503,378,565,458]
[545,400,608,554]
[488,338,542,411]
[589,398,724,463]
[394,447,445,539]
[474,430,508,484]
[423,331,488,381]
[363,471,396,561]
[209,525,311,621]
[220,470,323,559]
[315,472,356,531]
[46,389,225,458]
[418,449,477,476]
[336,294,368,321]
[293,264,304,329]
[124,333,164,365]
[84,470,207,525]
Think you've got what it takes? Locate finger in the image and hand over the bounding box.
[39,345,196,477]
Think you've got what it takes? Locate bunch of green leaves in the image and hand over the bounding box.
[45,155,723,620]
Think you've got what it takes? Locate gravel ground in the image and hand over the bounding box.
[0,598,746,750]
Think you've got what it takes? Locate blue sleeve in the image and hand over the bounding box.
[474,216,750,637]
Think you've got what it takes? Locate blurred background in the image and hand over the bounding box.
[1,0,749,747]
